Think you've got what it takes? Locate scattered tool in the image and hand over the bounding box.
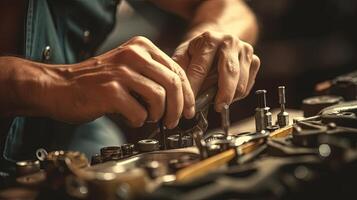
[255,90,269,133]
[277,86,289,127]
[221,104,230,138]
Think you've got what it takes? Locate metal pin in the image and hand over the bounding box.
[277,86,289,127]
[255,90,268,133]
[221,104,230,138]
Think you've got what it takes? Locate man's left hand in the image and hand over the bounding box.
[172,31,260,112]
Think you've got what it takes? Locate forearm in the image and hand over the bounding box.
[0,56,66,117]
[185,0,258,44]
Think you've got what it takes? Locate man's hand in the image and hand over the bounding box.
[172,31,260,112]
[1,36,195,129]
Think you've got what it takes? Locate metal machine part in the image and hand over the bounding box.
[221,104,230,138]
[167,134,193,149]
[16,160,40,177]
[137,139,160,152]
[91,154,102,165]
[302,95,343,117]
[277,86,289,127]
[330,71,357,100]
[255,90,271,133]
[122,143,135,157]
[100,146,122,161]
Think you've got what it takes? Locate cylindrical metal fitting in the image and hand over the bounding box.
[137,139,160,152]
[278,86,286,105]
[255,90,267,108]
[91,154,102,165]
[16,160,40,177]
[100,146,122,162]
[221,104,230,138]
[121,143,135,156]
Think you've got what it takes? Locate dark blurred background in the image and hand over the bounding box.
[100,0,357,142]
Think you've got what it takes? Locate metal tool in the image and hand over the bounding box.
[192,127,208,159]
[221,104,230,138]
[137,139,160,152]
[255,90,270,133]
[277,86,289,127]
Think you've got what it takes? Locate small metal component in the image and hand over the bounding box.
[137,139,160,152]
[277,86,289,127]
[255,90,270,133]
[167,134,193,149]
[16,160,40,177]
[42,45,51,61]
[192,127,207,159]
[208,139,231,151]
[121,143,135,156]
[168,155,199,171]
[91,154,102,165]
[205,133,226,142]
[221,104,230,138]
[140,161,167,179]
[266,125,280,132]
[206,144,222,157]
[100,146,122,162]
[302,95,343,117]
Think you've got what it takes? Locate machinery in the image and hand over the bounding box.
[0,71,357,200]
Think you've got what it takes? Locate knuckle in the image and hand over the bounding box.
[245,43,254,55]
[202,31,214,40]
[223,35,234,45]
[116,66,131,76]
[131,36,151,46]
[168,74,182,92]
[121,46,138,57]
[236,83,247,96]
[152,85,166,104]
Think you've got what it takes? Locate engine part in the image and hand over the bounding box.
[91,154,102,165]
[221,104,230,138]
[302,95,343,117]
[122,143,135,157]
[255,90,271,133]
[100,146,122,161]
[137,139,160,152]
[16,160,40,177]
[167,134,193,149]
[277,86,289,127]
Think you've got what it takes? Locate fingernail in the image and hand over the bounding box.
[166,120,179,129]
[184,106,195,119]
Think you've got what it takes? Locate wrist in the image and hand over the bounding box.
[10,58,71,117]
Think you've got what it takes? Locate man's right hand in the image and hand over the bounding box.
[1,36,195,129]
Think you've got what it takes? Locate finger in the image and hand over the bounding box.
[172,42,190,71]
[118,67,166,123]
[131,55,185,129]
[244,55,261,96]
[234,42,254,100]
[214,36,241,112]
[106,82,148,127]
[186,32,220,97]
[143,41,195,119]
